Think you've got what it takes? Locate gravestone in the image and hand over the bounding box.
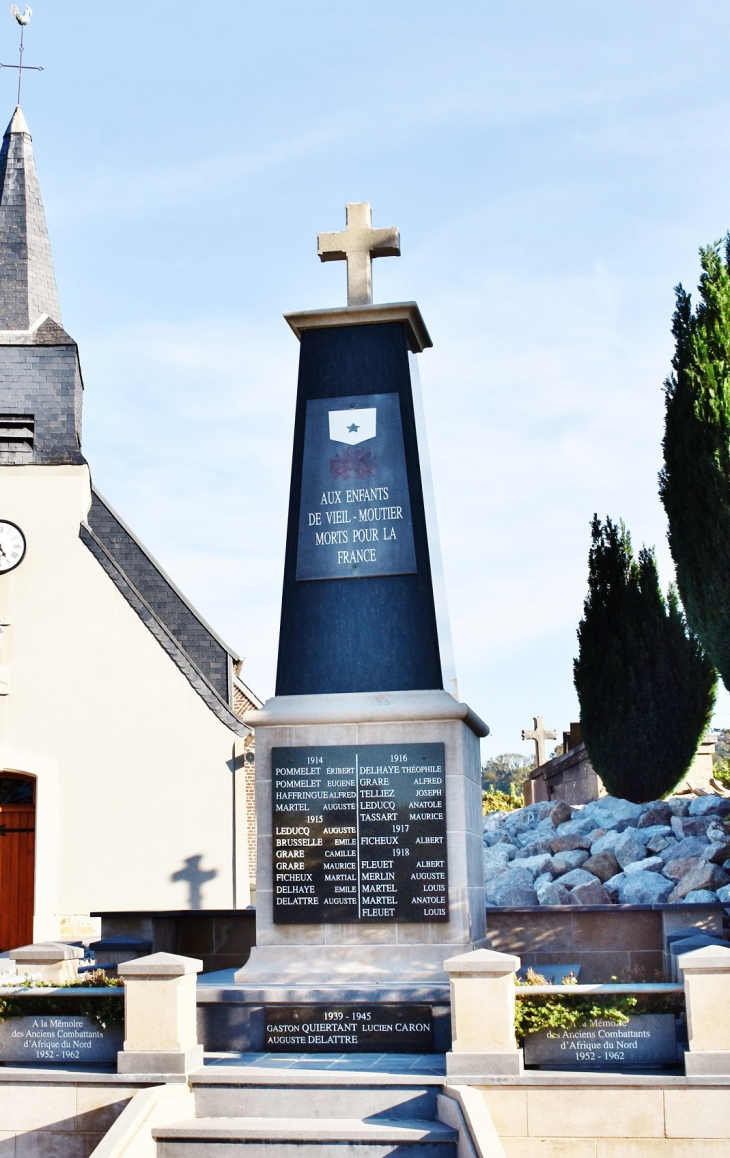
[230,204,488,1049]
[524,1014,678,1069]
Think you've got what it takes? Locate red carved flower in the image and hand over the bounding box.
[330,446,377,480]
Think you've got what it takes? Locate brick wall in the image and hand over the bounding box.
[243,733,256,895]
[232,681,258,895]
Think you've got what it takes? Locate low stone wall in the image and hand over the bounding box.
[0,1073,157,1157]
[95,905,729,985]
[485,904,725,982]
[93,910,256,974]
[478,1079,730,1155]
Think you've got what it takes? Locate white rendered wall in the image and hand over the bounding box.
[0,465,250,939]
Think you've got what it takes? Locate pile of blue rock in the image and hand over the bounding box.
[483,794,730,906]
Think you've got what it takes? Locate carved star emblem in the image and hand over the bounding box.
[347,422,360,432]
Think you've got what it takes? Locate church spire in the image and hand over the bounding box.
[0,105,61,330]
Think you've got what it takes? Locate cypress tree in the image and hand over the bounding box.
[660,237,730,688]
[573,516,716,803]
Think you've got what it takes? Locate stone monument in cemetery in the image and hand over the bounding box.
[233,203,489,1047]
[521,716,557,769]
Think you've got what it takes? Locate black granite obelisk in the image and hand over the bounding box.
[275,310,441,696]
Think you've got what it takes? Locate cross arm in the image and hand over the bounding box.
[367,226,400,258]
[318,231,349,262]
[317,225,401,262]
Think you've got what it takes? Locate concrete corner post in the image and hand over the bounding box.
[444,948,523,1077]
[117,952,203,1075]
[679,944,730,1075]
[9,942,83,984]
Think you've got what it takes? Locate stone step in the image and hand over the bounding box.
[190,1067,445,1085]
[194,1081,439,1120]
[154,1116,458,1158]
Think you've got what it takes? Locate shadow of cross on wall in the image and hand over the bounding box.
[171,855,217,910]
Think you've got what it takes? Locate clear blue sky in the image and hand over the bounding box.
[14,1,730,757]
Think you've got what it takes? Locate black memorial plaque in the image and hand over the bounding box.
[0,1015,123,1065]
[296,392,417,581]
[272,743,447,923]
[524,1014,678,1068]
[264,1004,433,1053]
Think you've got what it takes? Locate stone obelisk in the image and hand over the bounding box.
[235,203,488,1011]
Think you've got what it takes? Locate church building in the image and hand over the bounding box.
[0,105,260,950]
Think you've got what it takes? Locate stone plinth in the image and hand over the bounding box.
[117,952,203,1075]
[679,944,730,1074]
[9,942,82,984]
[444,948,523,1077]
[234,689,487,993]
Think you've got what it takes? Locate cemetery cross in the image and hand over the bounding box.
[521,715,557,769]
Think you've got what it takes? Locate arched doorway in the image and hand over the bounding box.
[0,773,35,950]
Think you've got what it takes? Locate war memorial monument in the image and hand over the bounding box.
[1,73,730,1155]
[231,202,490,1052]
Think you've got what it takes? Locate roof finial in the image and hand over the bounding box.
[3,7,42,107]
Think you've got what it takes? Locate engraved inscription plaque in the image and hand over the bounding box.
[296,392,417,581]
[0,1015,123,1065]
[272,743,447,923]
[524,1014,679,1068]
[264,1004,433,1053]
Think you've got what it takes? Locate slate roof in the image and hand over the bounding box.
[0,106,62,329]
[82,489,248,736]
[0,109,84,467]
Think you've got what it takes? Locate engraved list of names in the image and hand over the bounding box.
[272,743,448,924]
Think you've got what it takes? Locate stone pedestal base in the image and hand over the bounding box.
[197,974,453,1052]
[117,1045,204,1074]
[684,1050,730,1075]
[445,1049,524,1078]
[236,689,488,991]
[237,942,482,989]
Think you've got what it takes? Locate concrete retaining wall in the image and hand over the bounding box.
[485,905,725,982]
[478,1081,730,1155]
[0,1075,154,1156]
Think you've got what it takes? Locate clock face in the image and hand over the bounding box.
[0,521,25,573]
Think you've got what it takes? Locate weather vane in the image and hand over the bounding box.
[1,7,42,107]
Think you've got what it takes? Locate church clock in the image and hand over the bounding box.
[0,521,25,573]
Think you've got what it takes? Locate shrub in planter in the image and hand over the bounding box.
[0,969,124,1029]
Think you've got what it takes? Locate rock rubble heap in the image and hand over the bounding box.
[483,794,730,906]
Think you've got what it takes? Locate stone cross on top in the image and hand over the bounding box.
[318,202,400,307]
[521,715,557,770]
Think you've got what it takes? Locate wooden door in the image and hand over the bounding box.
[0,797,35,951]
